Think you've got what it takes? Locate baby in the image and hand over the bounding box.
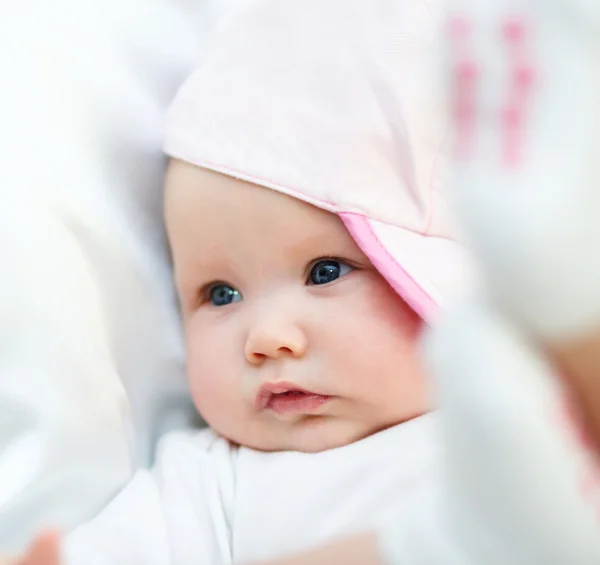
[7,0,600,564]
[6,1,469,564]
[165,161,429,456]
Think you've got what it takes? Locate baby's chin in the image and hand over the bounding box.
[216,417,383,454]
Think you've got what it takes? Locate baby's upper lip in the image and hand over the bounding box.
[256,381,322,410]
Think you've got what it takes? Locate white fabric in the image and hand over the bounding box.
[374,0,600,562]
[378,298,600,564]
[0,0,236,551]
[444,0,600,340]
[62,416,439,565]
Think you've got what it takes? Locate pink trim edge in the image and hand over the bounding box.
[341,212,440,323]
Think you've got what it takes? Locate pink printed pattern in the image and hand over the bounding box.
[447,13,536,168]
[448,16,479,160]
[500,16,536,167]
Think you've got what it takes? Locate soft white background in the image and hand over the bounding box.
[0,0,234,550]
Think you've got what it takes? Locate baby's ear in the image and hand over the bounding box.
[441,0,600,343]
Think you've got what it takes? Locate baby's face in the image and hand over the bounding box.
[165,160,429,453]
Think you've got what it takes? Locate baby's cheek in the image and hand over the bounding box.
[350,287,427,412]
[186,343,232,419]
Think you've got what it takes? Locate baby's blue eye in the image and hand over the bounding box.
[208,283,242,307]
[308,260,353,285]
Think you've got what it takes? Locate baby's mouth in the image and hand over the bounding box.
[256,383,331,415]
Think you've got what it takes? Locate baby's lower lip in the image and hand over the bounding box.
[266,392,331,415]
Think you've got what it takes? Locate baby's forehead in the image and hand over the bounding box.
[165,161,363,265]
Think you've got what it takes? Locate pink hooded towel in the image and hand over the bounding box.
[164,0,473,321]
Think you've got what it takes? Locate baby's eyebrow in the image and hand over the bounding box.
[281,229,344,254]
[174,256,226,285]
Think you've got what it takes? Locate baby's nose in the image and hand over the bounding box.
[244,314,307,365]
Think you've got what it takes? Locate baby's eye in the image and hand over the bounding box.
[206,283,242,307]
[308,259,354,286]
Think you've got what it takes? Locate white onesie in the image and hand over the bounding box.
[63,414,439,565]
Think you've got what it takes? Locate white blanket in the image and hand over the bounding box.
[0,0,234,551]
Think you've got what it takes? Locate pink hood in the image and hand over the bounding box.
[164,0,473,322]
